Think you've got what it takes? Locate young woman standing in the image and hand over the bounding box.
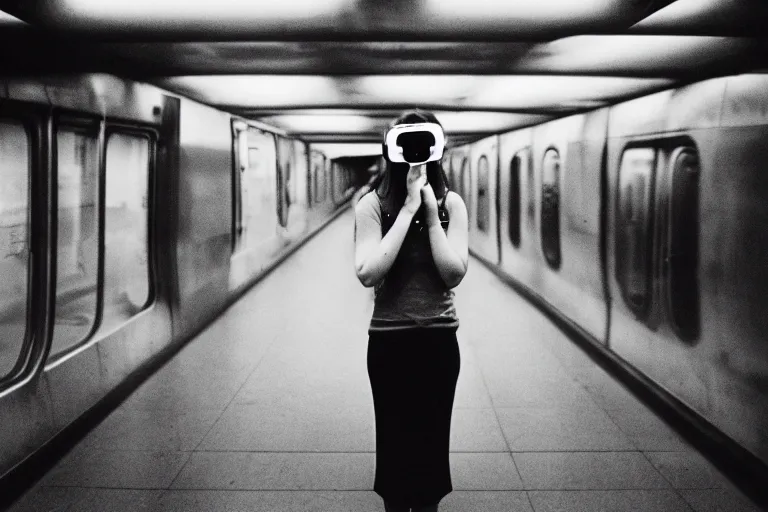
[354,110,469,511]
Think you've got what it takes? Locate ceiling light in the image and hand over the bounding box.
[259,115,380,133]
[311,143,382,159]
[59,0,348,21]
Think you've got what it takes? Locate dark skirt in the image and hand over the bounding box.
[367,327,461,508]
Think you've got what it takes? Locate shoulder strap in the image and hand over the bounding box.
[440,189,449,209]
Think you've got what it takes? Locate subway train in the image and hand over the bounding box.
[0,74,369,489]
[444,73,768,478]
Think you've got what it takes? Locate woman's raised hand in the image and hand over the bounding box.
[421,182,439,226]
[404,164,427,214]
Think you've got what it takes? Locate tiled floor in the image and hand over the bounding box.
[10,211,761,512]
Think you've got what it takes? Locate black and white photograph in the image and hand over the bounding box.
[0,1,766,510]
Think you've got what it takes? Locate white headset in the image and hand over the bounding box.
[384,122,445,165]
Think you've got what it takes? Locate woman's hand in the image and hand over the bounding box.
[404,164,427,214]
[421,182,439,227]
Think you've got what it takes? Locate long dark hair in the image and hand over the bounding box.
[376,110,449,214]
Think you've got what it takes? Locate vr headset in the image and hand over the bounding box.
[383,123,445,166]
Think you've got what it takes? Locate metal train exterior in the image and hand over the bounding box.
[0,74,361,481]
[445,73,768,471]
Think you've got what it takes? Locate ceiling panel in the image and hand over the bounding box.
[84,37,758,78]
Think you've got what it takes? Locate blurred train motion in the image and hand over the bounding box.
[0,75,373,480]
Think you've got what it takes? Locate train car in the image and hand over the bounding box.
[0,73,361,482]
[529,110,609,340]
[605,74,768,467]
[465,72,768,471]
[497,127,537,288]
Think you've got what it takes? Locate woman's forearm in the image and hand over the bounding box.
[427,223,467,288]
[357,206,416,287]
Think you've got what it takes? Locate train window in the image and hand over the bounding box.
[285,161,292,222]
[0,120,30,380]
[231,126,245,253]
[667,147,700,341]
[527,150,535,225]
[616,147,656,315]
[101,133,152,332]
[509,150,526,248]
[460,157,470,214]
[319,160,326,202]
[541,148,562,269]
[476,155,490,232]
[50,127,100,358]
[313,162,320,203]
[235,129,278,251]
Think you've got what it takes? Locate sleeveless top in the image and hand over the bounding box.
[362,190,460,333]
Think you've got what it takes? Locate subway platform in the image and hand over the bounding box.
[9,210,760,512]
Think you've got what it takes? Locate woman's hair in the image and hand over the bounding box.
[376,109,449,214]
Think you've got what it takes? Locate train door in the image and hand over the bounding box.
[447,146,470,221]
[497,128,536,285]
[469,136,499,264]
[530,112,608,340]
[232,121,279,255]
[275,136,294,231]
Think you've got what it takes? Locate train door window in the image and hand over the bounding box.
[541,148,562,269]
[527,150,535,226]
[616,147,656,315]
[312,161,319,203]
[0,120,30,380]
[237,129,278,250]
[477,155,490,232]
[243,146,262,238]
[50,124,100,358]
[667,146,700,341]
[279,160,290,227]
[101,132,153,332]
[319,159,326,202]
[509,150,526,248]
[460,157,470,214]
[231,124,247,253]
[275,142,289,228]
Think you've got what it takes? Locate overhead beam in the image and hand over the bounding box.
[0,0,680,42]
[1,32,763,80]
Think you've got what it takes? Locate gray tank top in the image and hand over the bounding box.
[365,191,459,333]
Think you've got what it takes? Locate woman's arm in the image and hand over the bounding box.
[354,166,426,287]
[424,189,469,288]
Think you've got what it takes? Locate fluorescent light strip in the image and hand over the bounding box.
[59,0,348,20]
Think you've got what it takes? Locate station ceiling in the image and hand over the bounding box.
[1,0,767,151]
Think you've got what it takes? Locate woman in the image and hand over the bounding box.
[354,110,469,512]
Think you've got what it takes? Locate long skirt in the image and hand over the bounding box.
[367,327,461,508]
